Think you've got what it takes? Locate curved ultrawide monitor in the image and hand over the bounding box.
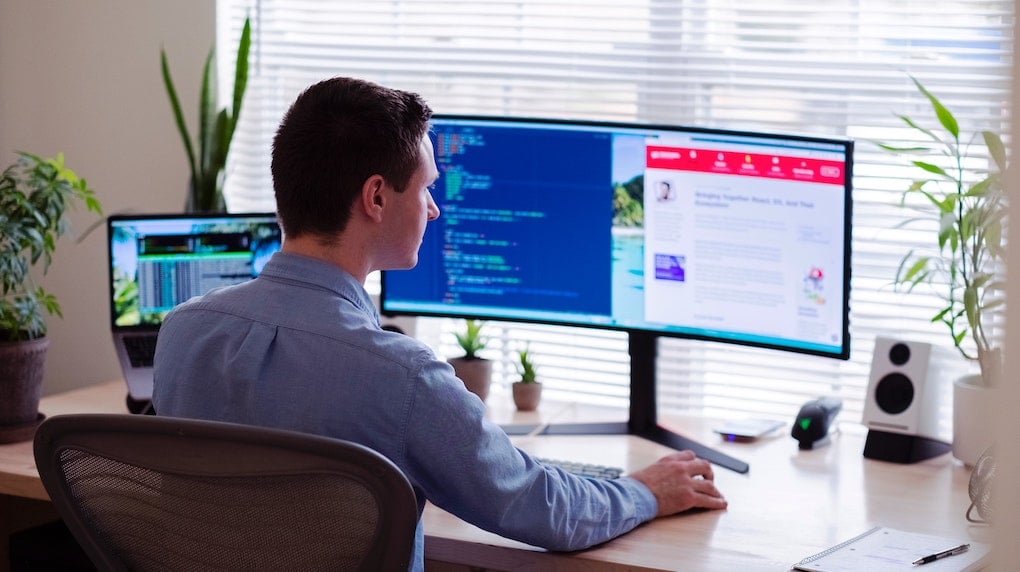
[382,115,853,360]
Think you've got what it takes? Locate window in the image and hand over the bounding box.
[217,0,1012,435]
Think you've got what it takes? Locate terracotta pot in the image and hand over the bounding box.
[449,357,492,402]
[512,382,542,411]
[0,336,49,429]
[953,374,997,466]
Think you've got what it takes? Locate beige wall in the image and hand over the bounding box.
[0,1,215,395]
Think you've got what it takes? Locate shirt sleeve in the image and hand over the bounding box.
[399,354,658,552]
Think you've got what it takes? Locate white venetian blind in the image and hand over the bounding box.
[216,0,1012,434]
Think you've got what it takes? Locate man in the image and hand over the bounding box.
[153,76,727,570]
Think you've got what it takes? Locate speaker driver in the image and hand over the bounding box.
[888,342,911,366]
[874,372,914,414]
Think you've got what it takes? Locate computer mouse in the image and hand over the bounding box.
[791,396,842,449]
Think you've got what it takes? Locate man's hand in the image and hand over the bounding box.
[628,450,728,516]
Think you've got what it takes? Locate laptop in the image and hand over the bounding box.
[107,212,283,402]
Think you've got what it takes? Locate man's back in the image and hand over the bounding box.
[154,252,659,569]
[154,252,434,467]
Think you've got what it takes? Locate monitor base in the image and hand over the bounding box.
[504,331,750,474]
[862,429,951,463]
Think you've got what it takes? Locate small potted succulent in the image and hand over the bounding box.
[512,343,542,411]
[448,320,492,402]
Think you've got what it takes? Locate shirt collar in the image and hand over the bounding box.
[260,251,380,325]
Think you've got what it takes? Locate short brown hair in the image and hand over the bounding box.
[271,77,432,238]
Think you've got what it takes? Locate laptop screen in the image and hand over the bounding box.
[107,213,283,329]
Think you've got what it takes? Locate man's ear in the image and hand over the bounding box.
[360,174,387,222]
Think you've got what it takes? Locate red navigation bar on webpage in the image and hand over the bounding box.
[646,145,845,185]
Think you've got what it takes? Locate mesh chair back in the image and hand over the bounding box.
[33,414,418,572]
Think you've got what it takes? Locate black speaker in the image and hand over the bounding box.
[861,337,960,463]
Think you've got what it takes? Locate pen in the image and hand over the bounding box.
[912,543,969,566]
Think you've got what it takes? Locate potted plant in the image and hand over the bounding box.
[0,152,102,441]
[512,343,542,411]
[161,16,251,212]
[877,76,1007,464]
[449,320,492,402]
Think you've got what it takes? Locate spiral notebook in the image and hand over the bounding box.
[793,527,991,572]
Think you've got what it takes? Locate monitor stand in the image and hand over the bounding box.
[501,331,750,474]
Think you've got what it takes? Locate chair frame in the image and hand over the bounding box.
[33,413,418,571]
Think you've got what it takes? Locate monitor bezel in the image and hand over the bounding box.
[106,211,282,332]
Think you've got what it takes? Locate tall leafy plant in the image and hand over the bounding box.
[0,152,103,341]
[877,76,1007,385]
[161,17,251,212]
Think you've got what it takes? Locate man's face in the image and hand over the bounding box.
[381,135,440,270]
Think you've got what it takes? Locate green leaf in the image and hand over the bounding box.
[966,177,992,197]
[160,48,198,182]
[912,160,951,179]
[212,110,230,169]
[198,47,218,178]
[932,307,951,322]
[964,286,979,328]
[875,142,930,154]
[897,181,929,206]
[516,343,538,383]
[912,75,959,140]
[986,219,1004,257]
[899,114,943,145]
[455,319,488,358]
[902,257,929,282]
[954,330,967,346]
[983,131,1007,173]
[229,16,252,142]
[85,195,103,215]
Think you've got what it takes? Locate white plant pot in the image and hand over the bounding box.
[953,374,997,466]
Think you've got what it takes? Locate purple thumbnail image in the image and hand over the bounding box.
[654,254,686,282]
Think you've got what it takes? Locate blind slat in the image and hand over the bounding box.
[218,0,1010,437]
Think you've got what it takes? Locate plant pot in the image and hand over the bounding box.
[449,357,492,403]
[953,373,997,466]
[0,337,49,442]
[512,382,542,411]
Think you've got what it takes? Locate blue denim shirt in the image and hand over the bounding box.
[153,252,657,571]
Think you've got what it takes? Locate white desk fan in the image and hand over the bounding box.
[967,446,996,524]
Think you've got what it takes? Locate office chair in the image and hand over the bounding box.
[33,413,418,572]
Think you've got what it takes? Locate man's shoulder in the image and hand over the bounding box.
[362,327,441,369]
[163,283,250,319]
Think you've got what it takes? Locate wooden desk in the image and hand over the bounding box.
[0,382,986,572]
[423,405,986,571]
[0,381,127,570]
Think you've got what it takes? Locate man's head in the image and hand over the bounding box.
[271,76,434,240]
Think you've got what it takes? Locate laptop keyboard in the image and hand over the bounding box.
[536,457,624,479]
[123,335,158,367]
